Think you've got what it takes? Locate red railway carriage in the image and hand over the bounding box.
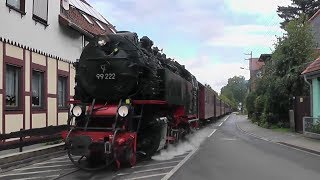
[215,97,221,117]
[198,83,220,124]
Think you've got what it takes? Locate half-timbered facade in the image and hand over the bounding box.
[0,0,115,134]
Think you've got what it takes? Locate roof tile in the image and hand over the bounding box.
[302,57,320,75]
[60,0,115,36]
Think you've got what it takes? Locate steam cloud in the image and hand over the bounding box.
[151,127,213,161]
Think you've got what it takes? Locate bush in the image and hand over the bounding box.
[245,92,256,118]
[311,121,320,134]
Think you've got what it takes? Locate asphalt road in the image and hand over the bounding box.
[1,114,320,180]
[170,114,320,180]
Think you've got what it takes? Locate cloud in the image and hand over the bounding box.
[225,0,291,15]
[184,56,250,93]
[87,0,284,92]
[207,24,284,48]
[88,0,226,39]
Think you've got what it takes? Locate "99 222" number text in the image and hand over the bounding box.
[96,73,116,80]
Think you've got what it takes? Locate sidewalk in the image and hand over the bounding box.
[235,114,320,153]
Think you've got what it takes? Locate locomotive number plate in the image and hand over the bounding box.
[96,73,116,80]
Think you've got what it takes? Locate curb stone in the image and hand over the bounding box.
[235,121,320,156]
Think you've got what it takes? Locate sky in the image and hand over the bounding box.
[88,0,291,93]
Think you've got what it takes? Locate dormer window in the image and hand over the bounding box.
[95,20,105,30]
[81,12,93,24]
[6,0,26,14]
[110,28,116,34]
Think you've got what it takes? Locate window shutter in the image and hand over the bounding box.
[33,0,48,22]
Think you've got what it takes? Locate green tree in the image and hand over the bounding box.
[277,0,320,29]
[221,76,248,111]
[254,16,318,126]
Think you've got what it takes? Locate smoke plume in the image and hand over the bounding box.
[151,127,213,161]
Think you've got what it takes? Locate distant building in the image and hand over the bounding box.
[0,0,115,134]
[248,54,271,92]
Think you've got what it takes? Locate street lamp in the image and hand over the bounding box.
[240,67,249,70]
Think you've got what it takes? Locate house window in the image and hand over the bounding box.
[81,12,93,24]
[6,65,21,108]
[96,20,105,30]
[58,76,67,108]
[32,71,44,108]
[33,0,48,25]
[6,0,25,14]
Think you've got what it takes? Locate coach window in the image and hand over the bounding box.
[6,65,21,109]
[32,70,44,108]
[58,76,67,108]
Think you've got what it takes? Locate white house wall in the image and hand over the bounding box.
[0,1,82,62]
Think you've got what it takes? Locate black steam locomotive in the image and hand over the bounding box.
[62,31,200,170]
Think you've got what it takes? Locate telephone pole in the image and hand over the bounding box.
[244,51,252,61]
[244,51,252,94]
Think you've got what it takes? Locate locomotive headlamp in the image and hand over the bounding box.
[72,105,83,117]
[118,105,129,117]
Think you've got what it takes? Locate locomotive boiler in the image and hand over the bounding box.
[62,31,199,170]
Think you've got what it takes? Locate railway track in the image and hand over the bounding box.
[0,151,192,180]
[0,116,228,180]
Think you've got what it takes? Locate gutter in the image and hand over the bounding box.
[304,75,313,116]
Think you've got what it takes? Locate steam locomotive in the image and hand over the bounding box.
[62,31,231,170]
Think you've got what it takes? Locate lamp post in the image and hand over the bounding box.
[240,67,249,70]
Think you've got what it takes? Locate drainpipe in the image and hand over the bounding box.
[304,75,313,116]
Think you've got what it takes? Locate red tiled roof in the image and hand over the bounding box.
[59,0,116,36]
[249,58,264,71]
[302,57,320,75]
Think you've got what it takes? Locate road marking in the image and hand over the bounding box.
[218,115,230,126]
[161,147,199,180]
[12,175,59,180]
[224,115,230,122]
[50,156,68,160]
[124,173,167,180]
[14,164,74,171]
[220,138,237,141]
[208,129,217,137]
[133,160,181,168]
[35,160,71,165]
[0,168,75,178]
[118,166,174,176]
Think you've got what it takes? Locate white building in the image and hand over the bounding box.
[0,0,116,134]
